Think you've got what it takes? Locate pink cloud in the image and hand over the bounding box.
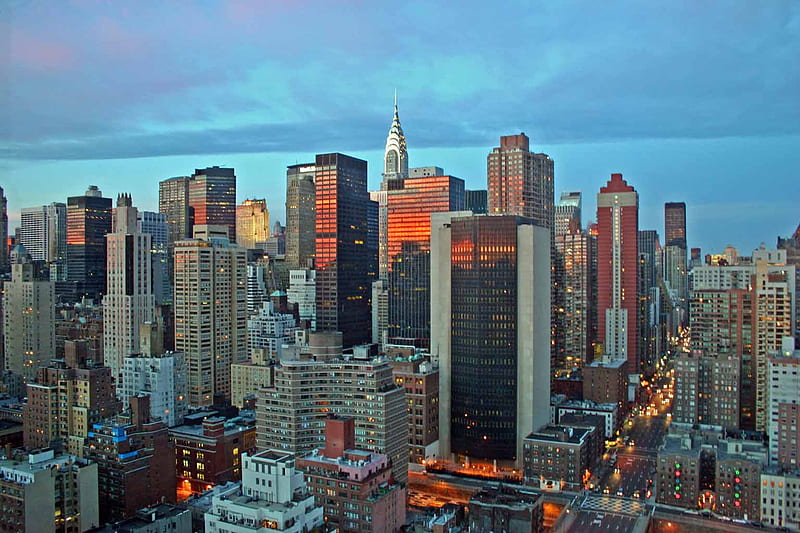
[7,29,76,70]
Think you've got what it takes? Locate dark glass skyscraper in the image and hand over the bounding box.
[314,153,373,347]
[464,189,487,214]
[664,202,687,249]
[433,214,550,466]
[189,166,236,242]
[66,186,112,300]
[386,175,465,348]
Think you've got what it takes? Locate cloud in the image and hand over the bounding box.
[1,1,798,161]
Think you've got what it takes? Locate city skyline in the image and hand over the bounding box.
[2,2,798,254]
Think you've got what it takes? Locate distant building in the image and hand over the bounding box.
[767,337,800,470]
[174,230,247,406]
[204,449,323,533]
[3,255,55,381]
[314,153,373,347]
[761,470,800,530]
[555,191,581,237]
[236,199,270,251]
[388,352,440,465]
[256,346,408,484]
[66,185,112,300]
[556,400,618,439]
[93,504,192,533]
[189,167,237,243]
[523,424,595,489]
[246,301,298,360]
[84,395,176,523]
[287,268,316,329]
[465,189,487,214]
[170,413,257,499]
[468,485,544,533]
[19,202,67,264]
[0,448,99,533]
[23,359,122,456]
[673,352,740,428]
[582,359,628,414]
[230,348,275,409]
[285,163,316,270]
[138,210,171,305]
[296,416,406,533]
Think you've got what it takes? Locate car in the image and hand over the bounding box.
[614,467,621,474]
[633,490,640,498]
[603,487,610,494]
[616,489,624,496]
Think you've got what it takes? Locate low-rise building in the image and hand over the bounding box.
[468,485,544,533]
[296,416,406,533]
[582,359,628,413]
[84,395,176,523]
[170,412,257,499]
[0,448,99,532]
[761,470,800,531]
[523,425,594,489]
[204,450,323,533]
[91,504,192,533]
[557,400,618,439]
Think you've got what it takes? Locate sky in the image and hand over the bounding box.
[1,0,798,254]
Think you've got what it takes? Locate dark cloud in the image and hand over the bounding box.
[1,1,798,160]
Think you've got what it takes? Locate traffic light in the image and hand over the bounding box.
[674,462,682,500]
[733,468,741,508]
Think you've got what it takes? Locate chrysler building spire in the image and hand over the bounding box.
[382,91,408,186]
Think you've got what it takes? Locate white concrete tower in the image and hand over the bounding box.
[104,194,155,389]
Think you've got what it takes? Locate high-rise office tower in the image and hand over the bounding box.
[465,189,488,214]
[370,190,389,283]
[553,226,594,371]
[0,186,7,272]
[20,203,67,270]
[555,191,582,236]
[138,210,170,305]
[189,166,237,242]
[174,229,247,406]
[638,230,661,370]
[487,133,554,231]
[386,173,465,348]
[103,194,155,386]
[285,163,316,269]
[67,185,112,300]
[664,202,687,249]
[158,176,193,243]
[597,174,639,372]
[767,338,800,469]
[432,213,550,467]
[236,199,270,250]
[381,93,408,186]
[314,153,372,348]
[3,253,55,381]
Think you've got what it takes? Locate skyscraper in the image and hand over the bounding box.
[555,191,582,236]
[386,173,464,347]
[67,185,112,300]
[19,203,68,266]
[174,229,247,406]
[3,253,55,381]
[285,163,316,269]
[0,186,7,273]
[103,194,155,385]
[189,166,237,242]
[553,226,594,371]
[465,189,488,215]
[638,230,662,371]
[664,202,687,249]
[487,133,554,231]
[381,93,408,185]
[314,153,372,348]
[432,213,550,466]
[138,210,170,305]
[158,176,193,245]
[236,199,270,250]
[597,174,639,372]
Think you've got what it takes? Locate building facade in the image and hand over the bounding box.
[314,153,372,347]
[285,163,316,270]
[236,199,270,250]
[174,233,247,406]
[432,213,550,466]
[189,167,237,243]
[66,185,112,300]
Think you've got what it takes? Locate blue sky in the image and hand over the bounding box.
[1,0,798,254]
